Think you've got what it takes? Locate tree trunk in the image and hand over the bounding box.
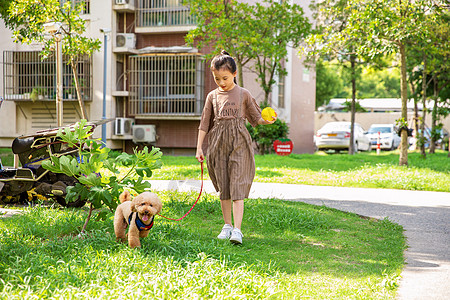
[81,203,94,234]
[420,55,427,157]
[71,60,88,120]
[429,77,438,154]
[237,60,244,87]
[349,54,356,155]
[399,43,408,166]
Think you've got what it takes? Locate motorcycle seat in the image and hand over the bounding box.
[12,137,34,154]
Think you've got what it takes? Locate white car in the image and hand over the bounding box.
[366,124,401,150]
[315,122,372,152]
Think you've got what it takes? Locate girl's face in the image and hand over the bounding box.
[212,68,237,92]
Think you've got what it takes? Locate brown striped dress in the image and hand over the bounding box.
[198,85,261,200]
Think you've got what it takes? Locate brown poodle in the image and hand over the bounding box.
[114,190,162,248]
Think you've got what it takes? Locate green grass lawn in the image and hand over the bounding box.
[0,148,14,167]
[153,151,450,192]
[0,191,406,299]
[2,149,439,298]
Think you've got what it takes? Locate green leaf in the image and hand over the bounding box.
[66,184,88,204]
[136,168,153,178]
[132,177,152,194]
[59,156,80,177]
[95,211,109,221]
[88,187,113,209]
[78,173,102,187]
[103,159,120,174]
[41,157,62,173]
[116,152,135,166]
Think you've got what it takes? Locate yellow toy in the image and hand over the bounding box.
[261,107,277,122]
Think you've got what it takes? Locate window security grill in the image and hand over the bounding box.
[129,53,204,116]
[136,0,196,28]
[67,0,90,14]
[278,74,285,109]
[3,51,92,102]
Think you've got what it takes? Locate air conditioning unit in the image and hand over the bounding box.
[116,33,136,48]
[133,125,156,143]
[114,117,134,136]
[115,0,130,5]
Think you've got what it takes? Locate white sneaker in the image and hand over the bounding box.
[217,224,233,239]
[230,228,243,244]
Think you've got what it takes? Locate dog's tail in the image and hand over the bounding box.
[119,190,132,203]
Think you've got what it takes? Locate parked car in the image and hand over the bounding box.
[366,124,401,150]
[411,127,450,150]
[314,122,372,152]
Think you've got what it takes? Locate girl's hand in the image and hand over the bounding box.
[196,148,204,163]
[258,116,277,125]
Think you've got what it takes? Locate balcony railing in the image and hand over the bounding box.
[3,51,92,102]
[136,0,196,29]
[129,53,204,117]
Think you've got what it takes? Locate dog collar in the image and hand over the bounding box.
[128,212,154,231]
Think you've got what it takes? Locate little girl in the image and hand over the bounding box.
[196,50,276,244]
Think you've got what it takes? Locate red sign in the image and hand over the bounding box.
[273,139,293,155]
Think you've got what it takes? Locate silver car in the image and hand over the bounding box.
[315,122,372,152]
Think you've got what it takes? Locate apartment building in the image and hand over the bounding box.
[0,0,315,154]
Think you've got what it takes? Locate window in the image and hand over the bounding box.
[136,0,196,28]
[129,53,204,116]
[277,60,285,108]
[67,0,90,14]
[3,51,92,102]
[278,73,285,108]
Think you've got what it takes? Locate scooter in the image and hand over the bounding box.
[0,97,106,207]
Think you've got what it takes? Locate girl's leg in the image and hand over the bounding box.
[217,199,234,240]
[232,200,244,230]
[220,199,233,225]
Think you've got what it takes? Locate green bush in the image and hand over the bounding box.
[246,102,289,155]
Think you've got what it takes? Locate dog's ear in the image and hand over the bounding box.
[131,196,139,212]
[119,190,132,203]
[153,195,163,214]
[156,202,162,214]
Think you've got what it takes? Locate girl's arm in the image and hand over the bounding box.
[196,130,207,163]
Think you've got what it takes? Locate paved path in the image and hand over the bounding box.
[148,180,450,300]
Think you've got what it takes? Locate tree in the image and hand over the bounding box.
[357,67,400,99]
[406,5,449,156]
[315,59,343,108]
[343,0,446,165]
[244,1,311,104]
[186,0,311,103]
[186,0,250,86]
[0,0,13,28]
[306,0,367,155]
[6,0,101,120]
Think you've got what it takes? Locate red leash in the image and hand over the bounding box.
[157,161,204,221]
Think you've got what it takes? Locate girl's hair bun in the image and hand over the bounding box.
[211,50,237,80]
